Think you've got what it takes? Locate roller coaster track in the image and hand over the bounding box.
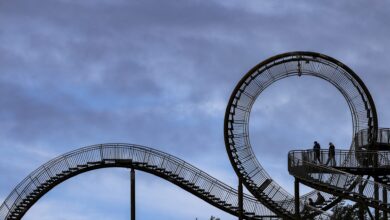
[223,51,389,219]
[0,144,278,220]
[2,51,390,219]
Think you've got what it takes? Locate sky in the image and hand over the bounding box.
[1,1,390,219]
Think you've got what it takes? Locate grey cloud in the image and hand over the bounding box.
[1,1,390,219]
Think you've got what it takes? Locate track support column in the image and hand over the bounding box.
[358,182,364,220]
[374,176,379,220]
[383,187,388,220]
[295,178,300,219]
[131,168,136,220]
[238,177,243,220]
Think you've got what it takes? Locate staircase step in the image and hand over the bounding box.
[244,211,255,216]
[87,161,102,165]
[132,162,147,166]
[258,179,272,192]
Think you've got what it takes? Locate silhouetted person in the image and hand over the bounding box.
[314,192,325,206]
[326,142,336,166]
[302,198,315,214]
[308,198,314,206]
[313,141,321,164]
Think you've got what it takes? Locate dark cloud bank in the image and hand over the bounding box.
[1,1,390,219]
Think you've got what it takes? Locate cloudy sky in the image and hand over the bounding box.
[1,1,390,219]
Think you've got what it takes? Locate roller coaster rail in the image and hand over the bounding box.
[2,51,390,220]
[0,144,278,220]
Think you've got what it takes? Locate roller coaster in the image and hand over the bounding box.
[1,51,390,219]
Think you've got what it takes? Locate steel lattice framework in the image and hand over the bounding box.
[1,51,390,220]
[223,52,383,218]
[0,144,277,220]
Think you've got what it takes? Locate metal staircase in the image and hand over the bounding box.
[0,144,279,220]
[288,149,390,214]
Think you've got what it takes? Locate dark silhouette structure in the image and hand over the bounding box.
[1,51,390,220]
[224,52,389,219]
[0,144,276,220]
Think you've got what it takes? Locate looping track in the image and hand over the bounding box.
[224,51,385,218]
[1,51,389,219]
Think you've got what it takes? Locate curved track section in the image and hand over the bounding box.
[0,144,277,220]
[224,51,378,218]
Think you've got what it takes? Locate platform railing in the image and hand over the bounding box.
[377,128,390,145]
[289,149,390,170]
[355,128,390,148]
[288,151,390,211]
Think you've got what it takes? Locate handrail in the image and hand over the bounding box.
[0,144,277,220]
[289,149,390,169]
[355,128,390,147]
[288,150,390,212]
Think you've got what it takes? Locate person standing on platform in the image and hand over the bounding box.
[313,141,321,164]
[326,142,336,166]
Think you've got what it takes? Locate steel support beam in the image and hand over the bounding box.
[383,187,388,220]
[358,183,365,220]
[238,177,243,220]
[295,178,300,219]
[131,168,136,220]
[374,176,379,220]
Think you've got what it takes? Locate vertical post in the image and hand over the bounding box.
[371,148,379,220]
[374,176,379,220]
[238,177,243,220]
[358,183,364,220]
[383,188,388,220]
[131,168,135,220]
[295,178,300,219]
